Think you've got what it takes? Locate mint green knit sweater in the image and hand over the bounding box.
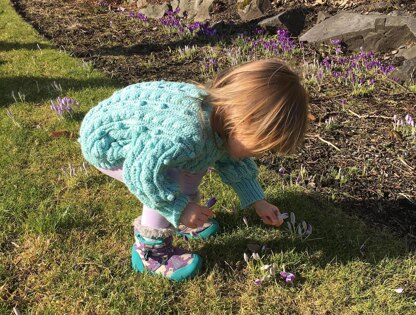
[78,81,265,227]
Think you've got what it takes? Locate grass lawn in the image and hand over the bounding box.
[1,0,415,313]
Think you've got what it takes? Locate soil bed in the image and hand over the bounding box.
[10,0,416,246]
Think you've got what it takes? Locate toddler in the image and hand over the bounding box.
[78,59,309,281]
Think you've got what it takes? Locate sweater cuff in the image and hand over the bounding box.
[168,193,190,228]
[232,179,265,209]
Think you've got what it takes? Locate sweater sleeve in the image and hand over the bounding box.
[214,156,265,208]
[122,135,193,228]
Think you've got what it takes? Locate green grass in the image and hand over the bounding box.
[1,0,415,314]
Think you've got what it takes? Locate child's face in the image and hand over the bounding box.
[227,132,255,160]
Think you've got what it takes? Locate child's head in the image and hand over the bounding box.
[203,58,309,158]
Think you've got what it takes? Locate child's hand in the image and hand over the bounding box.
[180,202,214,228]
[253,200,284,227]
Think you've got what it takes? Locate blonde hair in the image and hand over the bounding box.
[195,58,309,156]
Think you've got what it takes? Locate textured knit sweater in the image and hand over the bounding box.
[78,80,265,227]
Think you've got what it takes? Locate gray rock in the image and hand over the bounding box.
[388,10,407,17]
[136,0,215,21]
[175,0,216,21]
[300,12,416,53]
[237,0,271,21]
[258,8,306,36]
[397,45,416,60]
[391,58,416,82]
[137,0,170,19]
[194,0,216,21]
[317,11,331,24]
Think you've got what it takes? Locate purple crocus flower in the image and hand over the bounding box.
[330,38,341,46]
[254,278,262,285]
[137,12,148,22]
[280,271,295,283]
[206,197,217,208]
[50,96,79,117]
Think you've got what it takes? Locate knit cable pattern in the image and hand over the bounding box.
[78,81,265,227]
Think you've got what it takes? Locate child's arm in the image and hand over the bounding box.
[214,156,265,209]
[214,156,284,227]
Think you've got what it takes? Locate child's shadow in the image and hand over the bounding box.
[198,190,413,273]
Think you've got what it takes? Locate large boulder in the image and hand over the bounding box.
[177,0,216,21]
[236,0,271,21]
[392,58,416,82]
[137,0,172,19]
[258,8,306,36]
[137,0,216,21]
[300,12,416,53]
[300,11,416,82]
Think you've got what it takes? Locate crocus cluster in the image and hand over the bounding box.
[232,28,297,60]
[159,10,216,37]
[50,96,79,117]
[128,9,216,38]
[393,114,416,136]
[199,28,297,76]
[250,261,296,286]
[188,21,217,36]
[280,271,295,284]
[128,11,149,23]
[61,162,89,177]
[319,39,396,94]
[159,9,185,33]
[286,212,313,240]
[200,57,219,76]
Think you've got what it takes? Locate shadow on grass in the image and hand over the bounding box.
[199,190,413,273]
[0,41,54,51]
[0,76,122,107]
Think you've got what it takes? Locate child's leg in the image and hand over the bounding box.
[94,165,202,281]
[167,168,207,202]
[141,206,171,229]
[95,165,172,231]
[95,166,124,182]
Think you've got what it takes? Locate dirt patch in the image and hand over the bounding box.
[10,0,416,246]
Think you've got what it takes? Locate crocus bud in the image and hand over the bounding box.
[243,253,250,263]
[206,197,217,208]
[243,217,248,227]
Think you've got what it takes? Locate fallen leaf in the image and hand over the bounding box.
[49,130,74,138]
[308,113,317,121]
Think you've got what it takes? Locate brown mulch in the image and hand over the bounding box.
[10,0,416,246]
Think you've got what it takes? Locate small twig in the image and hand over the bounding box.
[398,193,416,206]
[391,163,413,177]
[5,109,22,128]
[13,306,21,315]
[359,237,370,256]
[223,260,235,272]
[308,134,341,151]
[377,74,413,93]
[407,233,416,239]
[397,156,415,172]
[347,109,392,120]
[347,109,363,118]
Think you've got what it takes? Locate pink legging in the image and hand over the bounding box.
[96,165,206,229]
